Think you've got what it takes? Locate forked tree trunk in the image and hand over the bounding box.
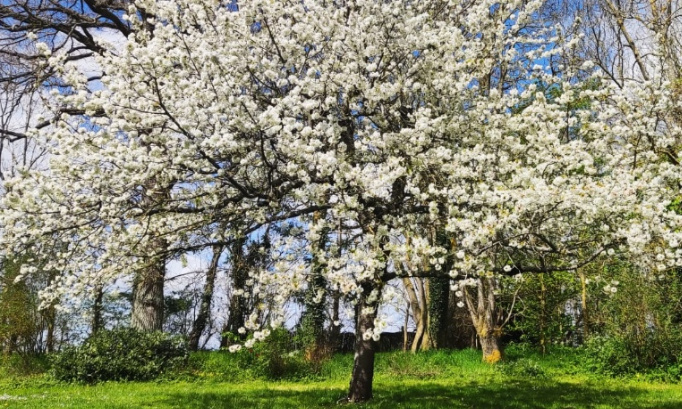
[464,276,504,364]
[189,245,223,351]
[131,259,166,332]
[402,277,433,352]
[347,288,378,403]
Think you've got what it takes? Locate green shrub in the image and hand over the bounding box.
[583,333,682,381]
[184,351,246,382]
[0,353,49,377]
[240,328,310,380]
[583,335,641,377]
[211,328,312,381]
[51,328,188,383]
[499,358,548,378]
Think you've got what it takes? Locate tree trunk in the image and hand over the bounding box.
[44,302,56,353]
[579,269,589,340]
[131,170,170,333]
[402,277,432,352]
[540,273,547,354]
[464,276,504,364]
[188,245,223,351]
[347,288,378,403]
[480,331,503,364]
[131,259,166,332]
[92,284,104,336]
[402,300,409,352]
[44,270,57,352]
[420,278,433,351]
[301,212,329,359]
[221,238,247,347]
[411,317,425,352]
[427,276,450,349]
[330,290,341,350]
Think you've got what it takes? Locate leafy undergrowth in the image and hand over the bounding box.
[1,347,681,408]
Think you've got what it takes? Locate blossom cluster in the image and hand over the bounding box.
[1,0,680,342]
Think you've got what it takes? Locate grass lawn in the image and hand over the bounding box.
[1,349,681,408]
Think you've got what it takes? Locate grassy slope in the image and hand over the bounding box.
[1,348,681,409]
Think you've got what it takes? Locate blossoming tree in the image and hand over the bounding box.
[2,0,681,402]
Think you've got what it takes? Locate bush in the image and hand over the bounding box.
[51,328,188,383]
[217,328,313,380]
[583,333,682,381]
[582,336,632,377]
[499,358,547,378]
[241,328,310,379]
[0,353,49,378]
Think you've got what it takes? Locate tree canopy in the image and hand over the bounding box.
[0,0,681,402]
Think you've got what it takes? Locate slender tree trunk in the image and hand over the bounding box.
[8,334,18,354]
[44,269,57,352]
[579,269,589,340]
[347,288,378,403]
[92,284,104,335]
[44,303,56,353]
[421,279,433,350]
[402,301,409,352]
[221,238,247,347]
[602,0,650,81]
[131,257,166,332]
[411,318,425,352]
[188,245,223,351]
[540,273,547,355]
[330,290,341,350]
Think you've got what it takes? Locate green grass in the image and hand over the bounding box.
[1,348,681,408]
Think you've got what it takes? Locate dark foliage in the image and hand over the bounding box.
[51,328,188,383]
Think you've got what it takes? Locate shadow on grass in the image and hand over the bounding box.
[157,379,682,409]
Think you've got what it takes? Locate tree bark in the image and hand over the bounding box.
[221,238,248,347]
[347,288,378,403]
[302,210,329,359]
[402,277,433,352]
[540,273,547,354]
[330,289,341,350]
[188,245,223,351]
[131,177,170,333]
[44,302,56,353]
[92,283,104,336]
[602,0,651,81]
[422,278,433,350]
[464,276,504,363]
[131,258,166,332]
[43,269,57,352]
[480,331,503,364]
[579,269,589,340]
[402,300,409,352]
